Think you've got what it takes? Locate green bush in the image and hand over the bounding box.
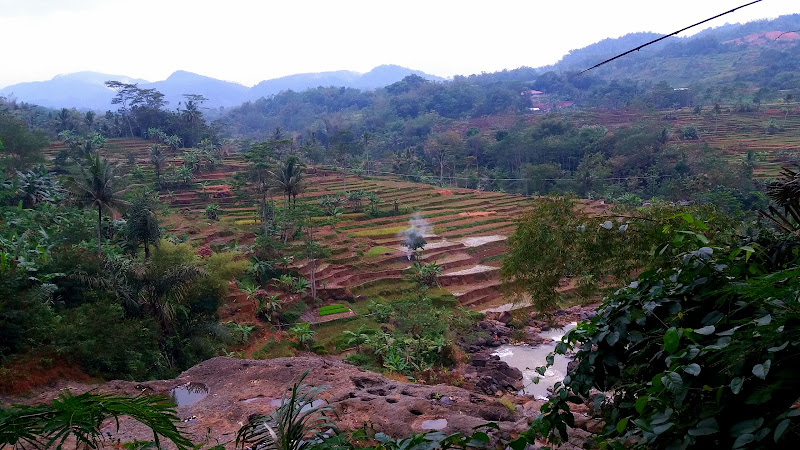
[278,300,307,325]
[532,215,800,447]
[345,352,380,371]
[55,301,165,380]
[430,294,458,308]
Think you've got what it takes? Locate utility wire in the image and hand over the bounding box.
[580,0,763,74]
[332,166,674,183]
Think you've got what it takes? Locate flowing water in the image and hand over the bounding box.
[491,323,577,400]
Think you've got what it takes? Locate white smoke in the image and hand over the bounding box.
[401,213,431,260]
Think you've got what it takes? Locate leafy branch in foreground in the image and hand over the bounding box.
[529,213,800,448]
[0,390,192,449]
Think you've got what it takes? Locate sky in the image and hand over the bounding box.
[0,0,797,89]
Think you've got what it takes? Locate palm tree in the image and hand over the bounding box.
[0,390,193,449]
[181,100,202,125]
[149,144,167,187]
[78,258,204,334]
[269,156,304,209]
[126,190,161,258]
[84,111,96,132]
[68,153,128,255]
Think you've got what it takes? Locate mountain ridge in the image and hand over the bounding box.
[2,13,799,112]
[0,65,445,112]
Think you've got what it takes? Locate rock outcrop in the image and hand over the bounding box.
[15,357,529,446]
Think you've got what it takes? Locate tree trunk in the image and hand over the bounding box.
[308,226,317,300]
[97,204,103,255]
[261,188,269,237]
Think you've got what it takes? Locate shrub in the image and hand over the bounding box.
[278,300,307,325]
[531,216,800,447]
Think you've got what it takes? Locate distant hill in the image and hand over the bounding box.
[249,65,444,99]
[0,71,147,110]
[0,65,444,113]
[143,71,250,111]
[542,14,800,86]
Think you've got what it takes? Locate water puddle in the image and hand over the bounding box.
[492,323,577,400]
[421,419,448,430]
[170,382,209,406]
[446,264,496,276]
[459,235,505,247]
[241,395,275,404]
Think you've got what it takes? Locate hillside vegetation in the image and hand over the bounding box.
[3,13,800,449]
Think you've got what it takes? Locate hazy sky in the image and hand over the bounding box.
[0,0,797,88]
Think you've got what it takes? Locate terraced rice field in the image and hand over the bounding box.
[44,138,613,313]
[575,105,800,179]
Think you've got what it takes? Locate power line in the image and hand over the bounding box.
[580,0,763,74]
[334,166,674,183]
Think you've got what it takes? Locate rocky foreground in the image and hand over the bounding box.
[5,305,601,448]
[11,357,538,447]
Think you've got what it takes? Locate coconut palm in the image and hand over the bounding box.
[181,99,202,125]
[68,153,129,255]
[149,144,167,187]
[269,156,304,209]
[78,257,204,334]
[0,390,192,449]
[760,165,800,237]
[125,190,161,258]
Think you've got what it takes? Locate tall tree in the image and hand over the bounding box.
[68,153,129,255]
[126,190,161,258]
[245,141,278,236]
[269,155,305,209]
[105,81,139,137]
[149,144,167,187]
[79,257,204,337]
[425,131,461,186]
[0,111,48,175]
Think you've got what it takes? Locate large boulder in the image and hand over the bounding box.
[13,357,524,445]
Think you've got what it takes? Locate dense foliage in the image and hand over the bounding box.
[501,197,734,311]
[531,209,800,447]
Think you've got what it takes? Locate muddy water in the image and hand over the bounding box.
[421,418,448,430]
[169,382,209,406]
[491,323,577,400]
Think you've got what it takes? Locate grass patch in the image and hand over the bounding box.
[312,316,376,353]
[319,304,349,316]
[366,246,397,256]
[437,217,508,233]
[353,279,417,300]
[351,225,410,237]
[446,222,514,238]
[480,254,505,264]
[252,338,295,359]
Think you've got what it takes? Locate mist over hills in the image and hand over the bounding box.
[0,65,445,112]
[2,13,799,113]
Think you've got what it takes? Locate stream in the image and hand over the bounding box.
[491,323,577,400]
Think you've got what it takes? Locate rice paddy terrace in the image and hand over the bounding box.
[44,138,609,318]
[573,104,800,179]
